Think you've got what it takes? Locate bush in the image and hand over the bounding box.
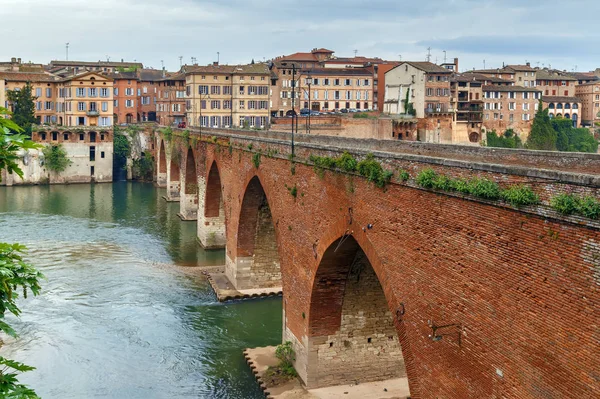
[550,193,600,219]
[467,178,501,200]
[501,185,540,207]
[132,153,154,181]
[336,152,357,172]
[42,144,72,173]
[398,169,410,182]
[252,152,261,168]
[486,129,522,149]
[357,153,392,188]
[415,169,437,188]
[275,341,297,377]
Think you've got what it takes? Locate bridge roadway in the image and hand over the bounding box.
[154,125,600,399]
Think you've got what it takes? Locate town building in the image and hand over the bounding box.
[138,69,164,122]
[156,72,186,126]
[575,81,600,126]
[185,63,270,129]
[55,72,114,127]
[1,71,60,124]
[535,69,577,97]
[109,71,139,124]
[482,85,541,138]
[450,73,484,144]
[474,63,537,87]
[48,60,143,76]
[542,96,581,126]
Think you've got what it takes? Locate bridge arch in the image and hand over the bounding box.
[178,147,199,220]
[157,140,167,187]
[226,175,281,290]
[197,160,226,248]
[302,233,412,393]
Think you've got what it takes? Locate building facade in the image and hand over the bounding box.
[535,69,577,97]
[576,81,600,126]
[543,96,581,126]
[110,72,138,124]
[56,72,114,127]
[450,73,484,144]
[1,71,59,124]
[482,85,541,138]
[185,63,270,129]
[156,72,186,126]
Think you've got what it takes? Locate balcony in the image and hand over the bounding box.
[457,104,483,112]
[425,105,452,115]
[87,110,99,116]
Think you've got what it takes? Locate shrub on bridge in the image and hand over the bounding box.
[551,193,600,219]
[500,185,540,207]
[356,153,393,188]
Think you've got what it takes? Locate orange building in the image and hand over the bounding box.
[110,72,138,124]
[156,72,186,126]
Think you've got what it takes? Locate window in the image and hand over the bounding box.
[114,100,118,107]
[78,102,86,111]
[426,88,433,96]
[102,102,108,112]
[100,88,109,97]
[125,88,134,96]
[77,88,85,97]
[101,151,105,159]
[44,101,53,110]
[239,86,245,94]
[36,102,41,111]
[89,88,97,97]
[239,100,245,109]
[334,79,340,86]
[90,146,96,162]
[125,99,134,107]
[508,92,516,99]
[522,103,529,111]
[248,100,256,109]
[344,79,351,86]
[223,100,231,109]
[239,116,245,127]
[323,101,329,109]
[363,79,370,86]
[199,85,209,95]
[223,86,232,95]
[91,166,94,176]
[211,100,220,109]
[52,132,57,141]
[100,117,110,126]
[259,101,268,109]
[314,90,318,100]
[334,91,340,100]
[211,86,221,95]
[36,88,42,97]
[113,88,119,96]
[46,88,52,98]
[223,116,232,127]
[324,78,330,86]
[509,102,516,110]
[522,114,530,121]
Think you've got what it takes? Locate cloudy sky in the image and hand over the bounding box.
[2,0,598,72]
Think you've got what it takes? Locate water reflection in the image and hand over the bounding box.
[0,183,282,398]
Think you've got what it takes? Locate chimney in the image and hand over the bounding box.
[526,62,531,67]
[454,57,459,72]
[162,66,166,78]
[11,57,16,63]
[17,58,21,64]
[213,61,219,66]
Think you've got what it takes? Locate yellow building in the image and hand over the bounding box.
[56,72,114,127]
[1,71,59,123]
[185,63,270,129]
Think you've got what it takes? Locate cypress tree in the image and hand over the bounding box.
[7,82,37,137]
[526,99,556,151]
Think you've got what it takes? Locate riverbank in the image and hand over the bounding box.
[244,346,411,399]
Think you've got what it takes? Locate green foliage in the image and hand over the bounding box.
[416,168,539,205]
[486,129,523,149]
[42,144,72,173]
[0,244,43,399]
[0,108,40,182]
[500,185,540,207]
[247,143,253,151]
[552,118,598,153]
[132,152,154,181]
[286,183,298,198]
[182,130,190,141]
[353,113,376,119]
[336,152,358,172]
[398,169,410,182]
[403,88,416,116]
[6,83,37,137]
[526,100,557,151]
[161,127,173,142]
[550,193,600,219]
[252,152,261,168]
[357,153,392,188]
[275,341,298,377]
[113,132,131,165]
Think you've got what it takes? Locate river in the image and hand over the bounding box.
[0,182,282,399]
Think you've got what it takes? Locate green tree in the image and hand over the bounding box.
[0,107,43,398]
[7,82,37,137]
[552,117,598,153]
[42,144,72,173]
[486,129,522,149]
[526,100,557,151]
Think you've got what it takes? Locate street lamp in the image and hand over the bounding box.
[281,62,297,158]
[306,71,312,135]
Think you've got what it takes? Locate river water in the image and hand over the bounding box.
[0,182,282,399]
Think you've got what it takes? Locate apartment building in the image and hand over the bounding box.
[1,71,59,124]
[474,64,537,87]
[575,81,600,126]
[383,61,453,117]
[156,72,186,126]
[110,71,138,124]
[138,69,164,122]
[535,69,577,97]
[542,96,581,126]
[49,60,143,76]
[275,48,335,69]
[450,73,484,144]
[56,72,114,127]
[185,63,270,129]
[482,85,541,138]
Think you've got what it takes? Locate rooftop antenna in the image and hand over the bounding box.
[399,54,402,62]
[354,49,358,57]
[65,42,69,61]
[106,55,110,62]
[179,56,183,67]
[426,47,432,62]
[443,50,447,63]
[217,52,220,64]
[161,60,164,69]
[483,59,486,69]
[574,65,578,72]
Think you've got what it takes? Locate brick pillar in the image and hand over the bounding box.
[178,149,198,221]
[157,140,167,187]
[166,157,180,202]
[197,174,226,249]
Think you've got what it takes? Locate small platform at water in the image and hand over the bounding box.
[243,346,411,399]
[206,271,282,302]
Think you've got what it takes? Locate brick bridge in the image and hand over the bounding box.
[154,126,600,399]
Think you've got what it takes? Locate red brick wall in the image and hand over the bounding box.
[160,127,600,398]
